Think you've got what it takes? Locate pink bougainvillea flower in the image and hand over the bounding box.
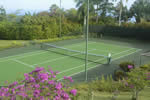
[70,89,77,96]
[62,92,70,99]
[64,76,74,82]
[33,89,40,98]
[130,84,134,88]
[48,80,55,85]
[33,67,44,73]
[0,67,77,100]
[128,65,133,69]
[55,82,62,90]
[38,73,49,82]
[24,73,29,80]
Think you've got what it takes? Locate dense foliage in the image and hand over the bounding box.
[0,0,150,40]
[89,22,150,40]
[74,63,150,100]
[0,16,82,40]
[0,67,77,100]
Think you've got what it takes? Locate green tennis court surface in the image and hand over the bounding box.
[0,41,141,85]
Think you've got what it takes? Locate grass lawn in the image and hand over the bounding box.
[0,36,80,51]
[0,40,28,50]
[77,87,150,100]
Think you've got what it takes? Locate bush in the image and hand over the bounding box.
[140,64,150,71]
[119,61,135,72]
[0,16,82,40]
[0,36,81,51]
[89,22,150,41]
[90,75,128,92]
[123,68,149,100]
[0,67,78,100]
[114,70,126,81]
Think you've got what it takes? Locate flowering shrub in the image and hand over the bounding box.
[122,68,149,100]
[0,67,77,100]
[119,61,135,72]
[146,72,150,80]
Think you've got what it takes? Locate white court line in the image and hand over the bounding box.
[90,41,139,50]
[64,41,95,49]
[0,50,43,60]
[0,51,49,63]
[58,57,105,74]
[59,48,138,74]
[88,48,116,54]
[1,42,96,69]
[112,49,142,61]
[13,59,34,68]
[112,48,136,56]
[0,41,136,61]
[57,49,142,81]
[33,49,97,66]
[0,42,95,63]
[67,49,142,78]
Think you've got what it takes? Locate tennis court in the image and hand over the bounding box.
[0,41,141,85]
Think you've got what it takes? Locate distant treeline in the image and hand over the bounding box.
[89,22,150,40]
[0,16,82,40]
[0,0,150,40]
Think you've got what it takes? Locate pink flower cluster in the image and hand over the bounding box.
[146,72,150,80]
[128,65,133,69]
[0,67,77,100]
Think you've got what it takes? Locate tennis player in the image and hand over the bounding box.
[108,53,111,64]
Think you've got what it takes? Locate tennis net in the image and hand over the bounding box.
[41,43,109,64]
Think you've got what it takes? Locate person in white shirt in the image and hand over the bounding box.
[108,53,111,64]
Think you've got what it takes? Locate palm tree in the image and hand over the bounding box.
[74,0,94,33]
[89,0,114,23]
[0,6,6,21]
[117,0,128,26]
[74,0,94,22]
[130,0,150,23]
[93,0,114,23]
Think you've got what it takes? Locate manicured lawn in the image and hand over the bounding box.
[0,36,80,50]
[0,40,28,50]
[77,87,150,100]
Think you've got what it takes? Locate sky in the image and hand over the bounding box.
[0,0,136,14]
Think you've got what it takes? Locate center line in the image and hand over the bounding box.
[13,59,34,68]
[33,49,97,66]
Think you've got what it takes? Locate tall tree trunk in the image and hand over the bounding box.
[84,15,87,34]
[132,90,139,100]
[135,16,141,23]
[135,91,139,100]
[96,4,99,23]
[119,7,122,26]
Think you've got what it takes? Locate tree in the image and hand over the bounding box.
[7,9,23,22]
[130,0,150,23]
[125,68,148,100]
[49,4,61,17]
[37,11,50,16]
[115,0,128,26]
[0,6,6,21]
[74,0,95,34]
[92,0,114,23]
[65,8,78,22]
[115,5,129,23]
[74,0,94,23]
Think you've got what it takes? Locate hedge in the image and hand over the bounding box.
[89,22,150,40]
[0,16,82,40]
